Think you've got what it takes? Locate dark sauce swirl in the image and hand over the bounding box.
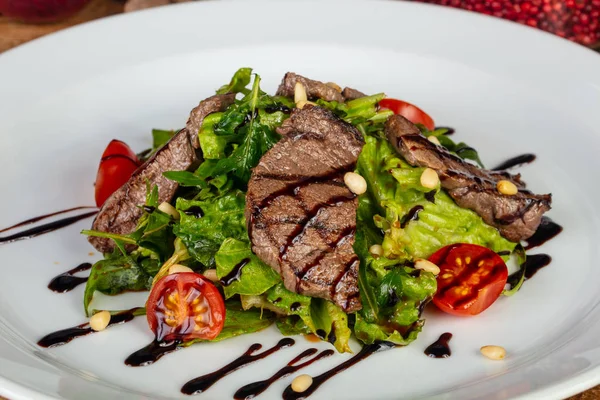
[281,341,396,400]
[181,338,295,395]
[0,208,97,245]
[424,332,452,358]
[234,348,333,400]
[492,153,536,170]
[219,258,250,286]
[48,262,92,293]
[37,308,142,348]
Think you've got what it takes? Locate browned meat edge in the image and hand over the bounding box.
[384,115,551,242]
[89,93,235,253]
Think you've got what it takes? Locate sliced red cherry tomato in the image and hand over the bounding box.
[430,244,508,316]
[379,98,435,131]
[94,139,140,207]
[146,272,225,342]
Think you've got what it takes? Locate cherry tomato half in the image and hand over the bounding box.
[379,98,435,131]
[94,139,140,207]
[146,272,225,342]
[430,244,508,316]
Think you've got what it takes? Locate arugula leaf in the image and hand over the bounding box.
[204,75,281,183]
[216,67,253,95]
[163,171,207,187]
[215,238,281,298]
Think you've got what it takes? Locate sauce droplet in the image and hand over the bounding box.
[424,332,452,358]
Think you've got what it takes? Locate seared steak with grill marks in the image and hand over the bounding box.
[384,115,551,242]
[89,93,235,253]
[246,105,364,312]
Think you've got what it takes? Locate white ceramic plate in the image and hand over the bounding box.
[1,1,600,399]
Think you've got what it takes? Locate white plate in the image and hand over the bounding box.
[1,1,600,399]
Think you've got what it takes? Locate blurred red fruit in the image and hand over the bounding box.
[0,0,89,23]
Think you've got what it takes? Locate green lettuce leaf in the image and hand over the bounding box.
[215,238,281,298]
[83,249,159,316]
[152,129,175,150]
[173,192,247,267]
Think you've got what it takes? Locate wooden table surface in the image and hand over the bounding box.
[0,1,598,398]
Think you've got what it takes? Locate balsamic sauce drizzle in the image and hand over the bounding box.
[234,348,334,400]
[125,339,181,367]
[219,258,251,286]
[37,307,142,348]
[48,263,92,293]
[424,190,436,203]
[281,341,397,400]
[507,254,553,287]
[424,333,453,358]
[181,338,295,395]
[400,205,424,228]
[492,153,536,170]
[0,206,96,233]
[0,210,98,245]
[523,217,563,250]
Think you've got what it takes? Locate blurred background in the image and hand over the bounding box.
[0,0,599,52]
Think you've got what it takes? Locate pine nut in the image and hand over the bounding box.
[420,168,439,189]
[296,100,317,109]
[294,82,308,103]
[428,136,441,146]
[90,310,111,332]
[291,374,313,393]
[168,264,194,275]
[326,82,342,92]
[414,258,440,275]
[480,345,506,360]
[203,269,218,282]
[158,202,180,220]
[344,172,367,195]
[369,244,383,258]
[497,180,518,195]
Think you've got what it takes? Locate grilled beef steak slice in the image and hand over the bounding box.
[246,105,364,312]
[384,115,551,242]
[276,72,345,103]
[341,87,366,101]
[89,93,235,253]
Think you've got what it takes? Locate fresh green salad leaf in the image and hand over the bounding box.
[201,75,282,184]
[215,238,281,298]
[162,171,207,188]
[83,250,159,316]
[310,299,352,353]
[152,129,175,150]
[182,301,275,346]
[357,134,516,261]
[216,67,253,95]
[174,192,247,267]
[276,316,312,336]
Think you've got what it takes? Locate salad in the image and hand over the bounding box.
[82,67,553,356]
